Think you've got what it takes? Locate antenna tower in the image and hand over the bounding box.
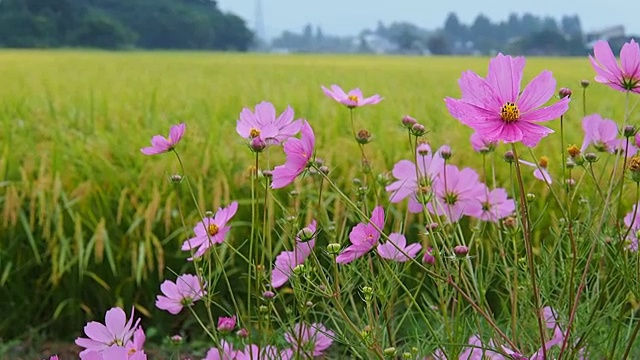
[254,0,266,42]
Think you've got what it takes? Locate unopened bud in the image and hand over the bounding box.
[526,193,536,202]
[423,247,435,265]
[297,227,315,241]
[383,347,396,356]
[566,178,576,187]
[361,286,374,302]
[262,290,275,299]
[624,125,637,138]
[567,145,581,159]
[292,264,305,276]
[411,123,426,137]
[439,145,452,160]
[356,129,372,144]
[327,243,341,255]
[425,222,439,233]
[504,150,515,163]
[503,216,517,229]
[205,210,214,217]
[580,79,590,88]
[169,174,183,184]
[566,159,576,169]
[558,87,572,99]
[170,335,183,345]
[417,143,430,156]
[259,305,268,313]
[262,170,273,178]
[305,301,313,308]
[453,245,468,257]
[236,328,249,338]
[319,165,329,174]
[584,152,598,163]
[402,115,417,128]
[249,137,267,153]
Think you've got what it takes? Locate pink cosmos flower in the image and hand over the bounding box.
[467,186,516,222]
[80,345,147,360]
[615,138,638,158]
[580,114,618,153]
[445,53,570,147]
[204,340,238,360]
[623,203,640,251]
[376,233,421,262]
[470,131,498,153]
[140,123,185,155]
[428,165,486,223]
[271,220,317,288]
[236,101,303,145]
[336,206,385,264]
[155,274,206,314]
[321,84,383,108]
[75,307,141,357]
[589,39,640,94]
[181,201,238,260]
[385,143,446,213]
[284,322,334,357]
[271,120,315,189]
[519,159,553,184]
[217,315,237,332]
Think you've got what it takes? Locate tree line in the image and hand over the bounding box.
[0,0,254,50]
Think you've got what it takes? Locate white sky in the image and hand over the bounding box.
[219,0,640,40]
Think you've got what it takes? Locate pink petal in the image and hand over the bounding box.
[517,70,556,114]
[104,308,127,340]
[517,121,554,147]
[159,279,179,299]
[445,98,500,126]
[169,123,185,144]
[82,322,112,344]
[518,97,570,123]
[370,206,385,230]
[458,70,502,109]
[155,296,182,314]
[486,53,526,103]
[621,39,640,77]
[255,101,276,127]
[329,84,348,99]
[593,40,622,77]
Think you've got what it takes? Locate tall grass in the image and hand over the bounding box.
[0,50,628,341]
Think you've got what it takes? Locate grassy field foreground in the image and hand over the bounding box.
[0,50,635,353]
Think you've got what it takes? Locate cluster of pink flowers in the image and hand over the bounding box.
[75,307,146,360]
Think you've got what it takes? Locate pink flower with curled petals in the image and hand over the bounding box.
[321,84,383,108]
[204,340,238,360]
[336,206,385,264]
[519,158,553,184]
[181,201,238,260]
[271,220,317,288]
[236,101,302,145]
[285,322,334,357]
[216,315,237,332]
[589,39,640,94]
[376,233,421,262]
[470,131,498,153]
[155,274,206,314]
[385,143,446,213]
[271,120,315,189]
[467,186,516,223]
[428,165,486,223]
[580,114,618,153]
[422,247,435,264]
[75,307,141,357]
[140,123,185,155]
[446,53,570,147]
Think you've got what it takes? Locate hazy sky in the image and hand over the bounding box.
[219,0,640,40]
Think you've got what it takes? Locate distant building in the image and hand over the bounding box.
[357,34,398,54]
[585,25,626,48]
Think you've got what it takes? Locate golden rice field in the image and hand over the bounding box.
[0,50,634,343]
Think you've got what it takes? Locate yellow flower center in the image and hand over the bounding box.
[208,224,219,236]
[500,102,520,122]
[539,156,549,168]
[348,95,359,103]
[249,128,260,138]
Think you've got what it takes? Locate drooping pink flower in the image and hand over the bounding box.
[271,120,315,189]
[589,39,640,94]
[321,84,383,108]
[615,138,638,158]
[271,221,317,288]
[519,159,553,184]
[580,114,618,153]
[470,131,498,153]
[385,143,446,213]
[336,206,385,264]
[376,233,421,262]
[428,165,486,223]
[155,274,206,314]
[217,315,237,332]
[181,201,238,260]
[236,101,303,145]
[204,340,238,360]
[445,53,570,147]
[467,186,516,223]
[75,307,141,357]
[422,246,435,265]
[623,203,640,251]
[140,123,185,155]
[284,322,334,357]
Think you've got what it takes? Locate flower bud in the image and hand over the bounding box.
[624,125,637,138]
[169,174,183,184]
[305,301,314,308]
[425,222,439,233]
[584,152,598,163]
[217,315,237,332]
[236,328,249,338]
[526,193,536,202]
[566,159,576,169]
[567,145,581,159]
[403,352,412,359]
[292,264,305,276]
[417,143,430,156]
[558,87,572,99]
[629,156,640,182]
[361,286,374,302]
[423,247,435,265]
[503,150,515,163]
[383,347,397,356]
[356,129,372,144]
[205,210,214,217]
[262,170,273,178]
[170,335,183,345]
[262,290,275,299]
[411,123,426,137]
[402,115,417,128]
[259,305,268,313]
[319,165,329,174]
[580,79,590,88]
[327,243,341,255]
[566,178,576,187]
[250,137,267,153]
[439,145,452,160]
[453,245,468,257]
[503,216,517,229]
[297,227,315,241]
